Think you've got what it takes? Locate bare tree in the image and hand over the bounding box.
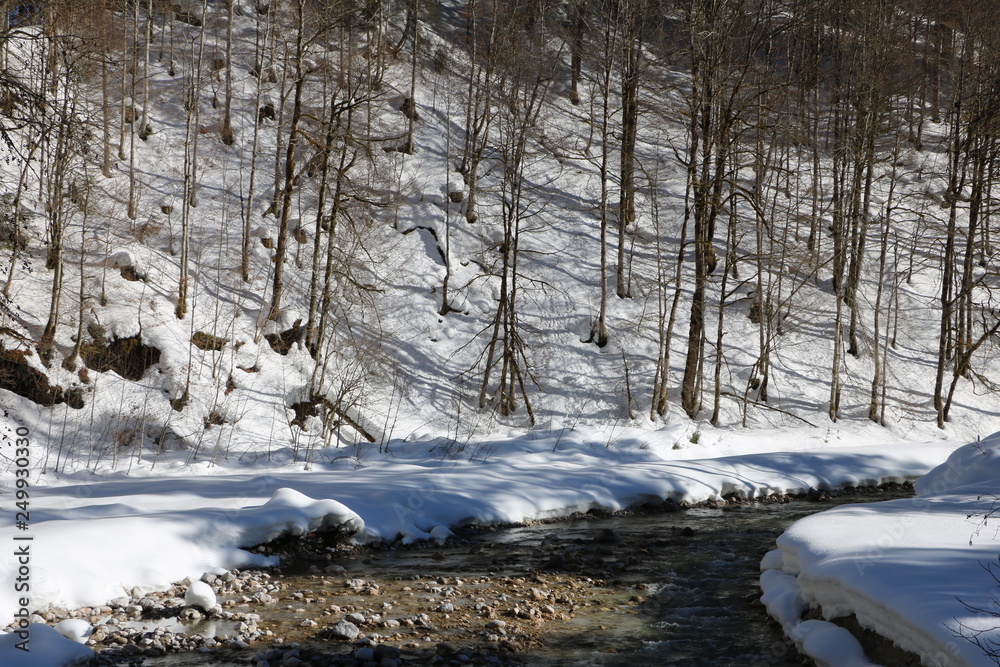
[475,0,556,423]
[616,0,643,298]
[678,0,772,418]
[176,0,210,320]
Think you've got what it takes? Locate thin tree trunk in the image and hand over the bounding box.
[242,4,271,281]
[403,0,418,154]
[593,15,615,347]
[177,0,210,319]
[221,0,235,145]
[267,0,307,323]
[101,57,113,178]
[616,0,640,298]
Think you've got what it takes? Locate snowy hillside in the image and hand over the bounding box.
[1,2,1000,664]
[0,0,996,471]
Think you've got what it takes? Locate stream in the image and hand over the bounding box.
[103,487,912,667]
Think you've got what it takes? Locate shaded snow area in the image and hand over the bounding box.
[0,623,94,667]
[761,432,1000,667]
[0,431,958,665]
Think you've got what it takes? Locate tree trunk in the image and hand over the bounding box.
[221,0,235,145]
[242,4,272,281]
[616,1,640,299]
[267,0,307,323]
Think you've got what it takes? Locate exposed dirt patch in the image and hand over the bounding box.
[0,343,83,408]
[265,320,303,355]
[192,331,227,351]
[81,334,161,381]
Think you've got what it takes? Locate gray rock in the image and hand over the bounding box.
[346,612,366,625]
[327,619,360,641]
[179,607,203,621]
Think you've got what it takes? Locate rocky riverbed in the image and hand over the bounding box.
[13,484,914,666]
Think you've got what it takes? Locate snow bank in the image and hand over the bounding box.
[0,435,954,636]
[0,487,362,633]
[0,624,93,666]
[762,432,1000,667]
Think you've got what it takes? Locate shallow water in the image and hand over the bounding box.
[140,490,910,666]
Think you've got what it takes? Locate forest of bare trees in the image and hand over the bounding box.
[0,0,998,450]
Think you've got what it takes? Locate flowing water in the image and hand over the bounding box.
[134,488,911,666]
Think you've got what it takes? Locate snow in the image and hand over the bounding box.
[182,580,217,612]
[52,619,92,644]
[762,432,1000,667]
[0,3,996,665]
[759,568,806,632]
[0,429,961,665]
[790,620,879,667]
[0,624,93,666]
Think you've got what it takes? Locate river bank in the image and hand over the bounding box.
[21,484,918,667]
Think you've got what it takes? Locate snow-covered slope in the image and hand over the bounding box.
[0,1,995,479]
